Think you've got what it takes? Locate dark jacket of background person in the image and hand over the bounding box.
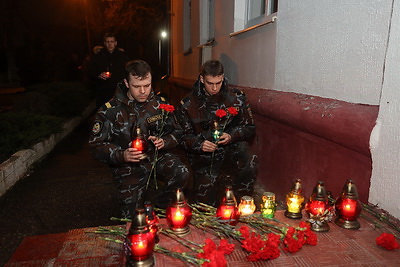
[87,47,129,107]
[176,78,258,206]
[88,81,188,218]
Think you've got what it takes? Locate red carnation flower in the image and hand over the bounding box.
[266,232,281,247]
[259,245,280,260]
[376,233,399,250]
[238,225,250,239]
[159,103,175,112]
[218,239,235,255]
[202,238,217,255]
[283,236,303,253]
[241,233,265,253]
[202,250,227,267]
[215,109,227,118]
[227,107,238,116]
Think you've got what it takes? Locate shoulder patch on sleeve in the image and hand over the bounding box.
[105,102,112,109]
[92,121,103,135]
[231,88,244,95]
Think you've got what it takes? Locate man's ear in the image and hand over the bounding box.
[124,78,129,87]
[199,75,204,84]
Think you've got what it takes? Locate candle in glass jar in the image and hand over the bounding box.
[173,209,185,224]
[212,120,221,141]
[132,138,144,151]
[166,205,192,229]
[128,233,154,261]
[217,205,239,220]
[261,192,276,218]
[287,195,304,213]
[105,71,111,78]
[307,200,327,216]
[339,198,358,218]
[238,196,256,216]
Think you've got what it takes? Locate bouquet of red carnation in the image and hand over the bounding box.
[376,233,399,250]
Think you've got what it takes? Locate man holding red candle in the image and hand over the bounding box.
[176,60,258,206]
[87,33,129,109]
[89,60,189,218]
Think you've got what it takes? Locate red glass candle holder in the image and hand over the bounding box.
[307,200,329,216]
[131,126,148,159]
[126,209,155,266]
[335,180,362,229]
[166,189,192,236]
[216,186,240,225]
[144,202,159,242]
[305,181,331,232]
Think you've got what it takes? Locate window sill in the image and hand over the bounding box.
[230,15,277,37]
[197,38,215,48]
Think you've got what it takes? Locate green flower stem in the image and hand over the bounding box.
[360,212,400,239]
[191,203,217,213]
[154,244,207,266]
[145,111,171,191]
[189,206,243,241]
[87,226,127,237]
[209,150,216,176]
[160,229,203,252]
[239,215,288,235]
[110,217,132,223]
[209,115,230,177]
[362,203,400,235]
[190,204,215,217]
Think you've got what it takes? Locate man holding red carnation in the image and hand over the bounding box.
[176,60,258,206]
[89,60,189,219]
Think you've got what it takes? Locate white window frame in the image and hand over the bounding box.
[200,0,215,45]
[233,0,278,33]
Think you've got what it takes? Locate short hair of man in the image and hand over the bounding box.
[103,32,116,41]
[125,60,152,80]
[201,60,224,77]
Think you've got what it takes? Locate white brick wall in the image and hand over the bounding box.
[0,101,95,197]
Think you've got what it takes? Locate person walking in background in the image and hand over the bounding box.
[87,33,130,109]
[176,60,258,206]
[89,60,189,218]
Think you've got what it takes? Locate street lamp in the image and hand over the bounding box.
[158,30,167,66]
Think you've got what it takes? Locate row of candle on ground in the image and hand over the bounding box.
[289,179,361,231]
[126,179,362,266]
[259,179,362,232]
[160,178,362,235]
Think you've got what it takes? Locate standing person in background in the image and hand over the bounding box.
[176,60,258,206]
[89,60,189,218]
[88,33,130,109]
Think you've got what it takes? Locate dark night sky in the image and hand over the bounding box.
[1,0,167,84]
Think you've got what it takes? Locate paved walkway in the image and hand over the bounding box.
[0,116,121,266]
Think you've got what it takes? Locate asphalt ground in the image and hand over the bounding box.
[0,115,121,266]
